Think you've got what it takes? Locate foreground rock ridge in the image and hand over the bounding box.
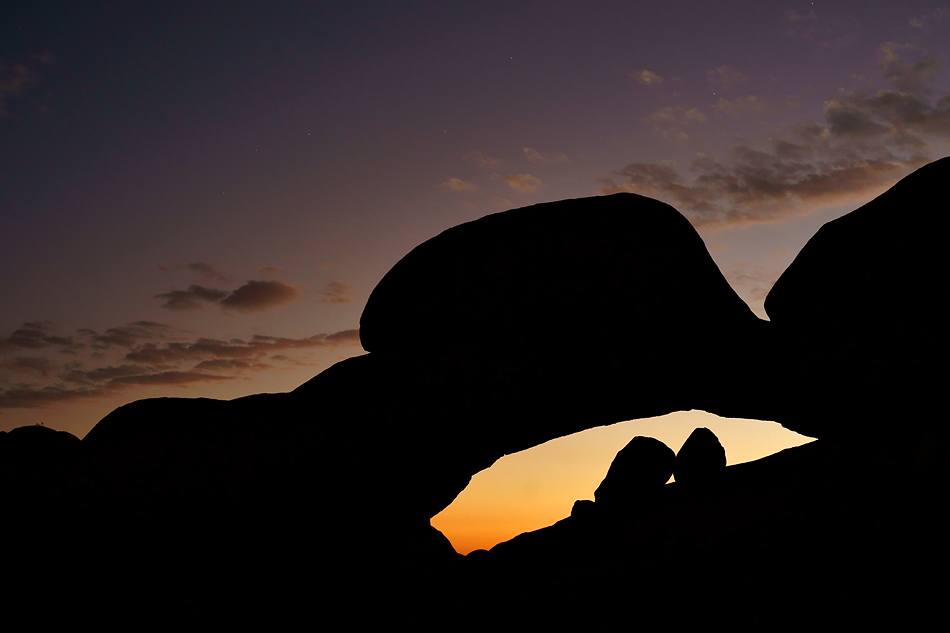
[3,157,948,625]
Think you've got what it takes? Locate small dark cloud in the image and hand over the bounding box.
[220,280,301,312]
[83,322,175,350]
[109,371,236,387]
[877,42,939,92]
[0,357,54,377]
[258,266,284,275]
[193,359,272,372]
[319,282,352,305]
[0,321,82,353]
[156,285,230,311]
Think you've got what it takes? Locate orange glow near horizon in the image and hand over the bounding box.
[432,410,813,554]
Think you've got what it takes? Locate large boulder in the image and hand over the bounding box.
[762,156,950,439]
[360,193,759,353]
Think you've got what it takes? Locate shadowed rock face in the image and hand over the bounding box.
[766,156,950,332]
[760,156,950,439]
[360,193,759,354]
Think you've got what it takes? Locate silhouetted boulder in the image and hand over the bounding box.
[594,436,674,508]
[762,157,949,438]
[360,193,759,353]
[674,427,726,485]
[0,425,80,469]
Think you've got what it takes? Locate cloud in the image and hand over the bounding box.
[877,42,939,92]
[179,261,232,282]
[463,150,504,168]
[319,282,352,305]
[492,195,513,210]
[156,285,230,311]
[1,324,362,411]
[192,359,272,372]
[0,321,83,354]
[706,65,747,88]
[123,330,361,368]
[439,177,476,193]
[785,10,818,23]
[0,357,54,377]
[642,106,707,142]
[909,7,950,30]
[713,96,768,117]
[634,70,664,86]
[599,140,930,231]
[604,40,950,231]
[502,174,542,193]
[219,280,301,312]
[81,321,175,350]
[258,266,284,275]
[784,9,858,48]
[0,59,39,117]
[109,371,237,387]
[523,148,569,165]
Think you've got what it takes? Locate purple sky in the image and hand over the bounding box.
[3,1,950,549]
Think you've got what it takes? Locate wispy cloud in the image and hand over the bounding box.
[439,177,476,193]
[634,69,664,86]
[713,95,768,117]
[908,7,950,30]
[501,173,542,193]
[706,65,747,88]
[0,322,362,411]
[603,43,950,231]
[319,281,352,305]
[523,147,569,166]
[0,54,50,117]
[463,150,504,168]
[156,285,230,311]
[642,105,708,142]
[178,261,232,282]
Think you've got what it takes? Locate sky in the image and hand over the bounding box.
[3,1,950,554]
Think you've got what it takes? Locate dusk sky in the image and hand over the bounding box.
[3,1,949,553]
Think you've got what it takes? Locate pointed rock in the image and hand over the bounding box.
[674,427,726,485]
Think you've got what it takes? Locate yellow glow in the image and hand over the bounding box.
[432,410,812,554]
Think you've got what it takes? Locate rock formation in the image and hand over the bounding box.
[4,157,949,626]
[673,427,726,485]
[594,436,674,508]
[359,193,759,354]
[761,156,950,439]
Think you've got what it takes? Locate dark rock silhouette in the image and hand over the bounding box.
[360,192,759,353]
[594,436,674,508]
[4,157,950,625]
[761,156,950,439]
[673,427,726,485]
[476,436,948,627]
